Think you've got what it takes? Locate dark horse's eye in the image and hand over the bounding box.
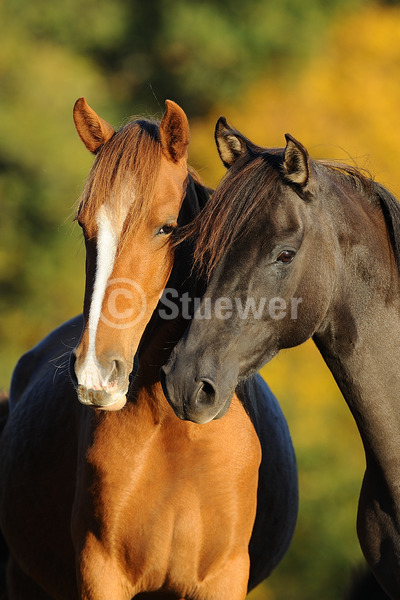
[276,249,296,264]
[157,223,177,236]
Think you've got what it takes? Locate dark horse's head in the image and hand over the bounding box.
[162,117,399,423]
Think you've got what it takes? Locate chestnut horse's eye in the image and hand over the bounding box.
[276,249,296,264]
[157,223,177,236]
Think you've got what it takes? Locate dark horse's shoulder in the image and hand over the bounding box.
[237,374,291,443]
[237,374,299,588]
[236,373,297,479]
[9,315,83,409]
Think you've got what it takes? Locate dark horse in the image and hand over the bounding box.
[0,101,297,599]
[162,118,400,599]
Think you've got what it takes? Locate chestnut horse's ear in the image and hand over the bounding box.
[215,117,248,168]
[159,100,190,162]
[73,97,115,154]
[282,134,310,186]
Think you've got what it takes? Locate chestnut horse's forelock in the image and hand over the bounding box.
[76,119,162,241]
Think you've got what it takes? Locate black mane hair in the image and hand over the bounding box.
[182,147,400,278]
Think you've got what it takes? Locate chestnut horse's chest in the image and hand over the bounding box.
[73,395,261,595]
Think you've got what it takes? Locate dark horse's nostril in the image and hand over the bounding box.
[196,378,217,406]
[200,379,215,397]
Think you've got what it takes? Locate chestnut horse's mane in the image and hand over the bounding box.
[76,118,162,241]
[183,150,400,279]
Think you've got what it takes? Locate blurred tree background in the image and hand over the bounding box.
[1,0,400,598]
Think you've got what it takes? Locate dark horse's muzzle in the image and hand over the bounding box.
[160,345,237,424]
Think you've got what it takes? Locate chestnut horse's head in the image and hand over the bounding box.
[70,98,190,411]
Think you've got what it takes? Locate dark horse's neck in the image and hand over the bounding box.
[313,182,400,598]
[137,175,209,385]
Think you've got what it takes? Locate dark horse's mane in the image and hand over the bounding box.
[183,149,400,278]
[322,161,400,276]
[374,182,400,275]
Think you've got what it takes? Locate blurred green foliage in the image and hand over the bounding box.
[0,1,394,599]
[3,0,366,115]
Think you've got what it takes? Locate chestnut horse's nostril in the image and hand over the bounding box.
[69,351,78,388]
[108,360,119,385]
[102,358,127,391]
[72,350,128,394]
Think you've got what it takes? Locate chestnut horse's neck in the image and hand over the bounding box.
[312,182,400,597]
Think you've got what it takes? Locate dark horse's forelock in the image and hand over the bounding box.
[77,118,162,239]
[184,149,400,279]
[184,150,283,278]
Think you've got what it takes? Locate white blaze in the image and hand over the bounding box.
[78,206,118,389]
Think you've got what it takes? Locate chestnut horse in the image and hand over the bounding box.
[0,101,297,599]
[161,118,400,599]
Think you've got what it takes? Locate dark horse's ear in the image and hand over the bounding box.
[282,134,310,186]
[73,98,115,154]
[159,100,190,163]
[215,117,249,168]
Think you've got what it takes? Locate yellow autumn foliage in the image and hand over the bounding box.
[191,4,400,191]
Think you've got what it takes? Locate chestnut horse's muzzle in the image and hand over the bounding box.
[69,351,130,411]
[76,385,127,411]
